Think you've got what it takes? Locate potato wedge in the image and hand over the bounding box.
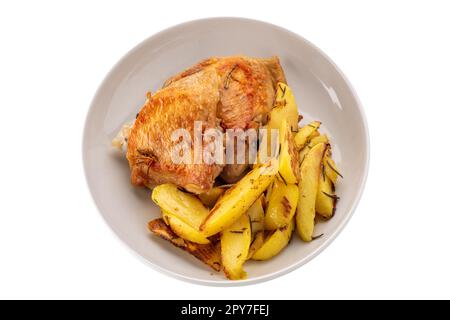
[265,176,299,230]
[316,173,337,219]
[248,195,265,234]
[268,83,300,132]
[309,134,329,147]
[324,155,343,185]
[299,134,329,164]
[296,143,327,242]
[151,184,209,229]
[148,218,221,271]
[294,121,321,149]
[309,130,320,139]
[279,119,300,184]
[265,180,274,201]
[221,214,252,280]
[198,186,227,208]
[162,210,210,244]
[247,231,265,260]
[201,159,278,237]
[256,83,300,164]
[252,219,294,260]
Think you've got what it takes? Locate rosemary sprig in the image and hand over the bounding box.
[229,227,248,234]
[327,160,344,178]
[312,233,324,241]
[322,191,340,200]
[278,84,287,97]
[277,173,288,186]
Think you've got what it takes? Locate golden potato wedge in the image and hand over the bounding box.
[198,186,227,208]
[221,213,252,280]
[296,142,327,242]
[309,130,320,139]
[201,159,278,237]
[268,83,300,132]
[324,155,343,185]
[265,180,274,200]
[256,83,300,163]
[252,219,294,261]
[265,176,299,230]
[247,231,265,260]
[151,184,209,229]
[298,134,329,164]
[279,119,300,184]
[162,210,210,244]
[294,121,321,149]
[309,134,329,147]
[148,218,221,272]
[315,173,337,219]
[248,195,265,234]
[298,147,309,165]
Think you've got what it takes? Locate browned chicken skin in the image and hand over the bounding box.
[126,56,286,193]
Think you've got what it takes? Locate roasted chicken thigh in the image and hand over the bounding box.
[126,56,286,193]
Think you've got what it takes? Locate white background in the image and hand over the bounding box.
[1,0,449,300]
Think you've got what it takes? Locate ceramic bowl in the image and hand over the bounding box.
[83,17,369,285]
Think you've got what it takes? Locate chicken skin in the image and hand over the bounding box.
[126,56,286,193]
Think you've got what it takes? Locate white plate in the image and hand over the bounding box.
[83,17,369,286]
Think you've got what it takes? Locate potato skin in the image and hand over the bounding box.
[247,231,265,260]
[294,121,321,149]
[148,218,221,272]
[198,186,226,208]
[221,214,252,280]
[265,177,299,230]
[296,143,327,242]
[278,120,300,184]
[248,195,265,234]
[298,132,328,164]
[200,159,277,237]
[324,155,342,185]
[316,174,337,219]
[268,83,300,132]
[151,184,209,228]
[162,210,210,244]
[252,219,295,261]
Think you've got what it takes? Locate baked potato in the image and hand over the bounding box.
[247,231,265,259]
[296,142,327,242]
[278,119,300,184]
[324,154,343,185]
[162,210,210,244]
[252,219,294,260]
[152,184,209,227]
[268,83,300,132]
[294,121,321,149]
[148,218,221,271]
[248,195,265,234]
[265,176,299,230]
[201,158,278,237]
[198,186,227,208]
[299,134,329,164]
[315,173,337,219]
[221,213,252,280]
